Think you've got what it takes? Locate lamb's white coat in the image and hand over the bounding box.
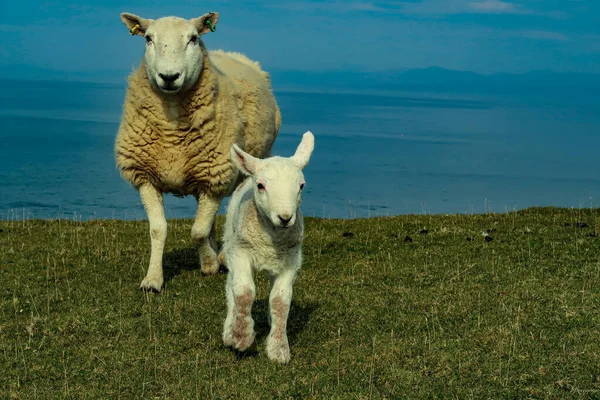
[221,132,314,364]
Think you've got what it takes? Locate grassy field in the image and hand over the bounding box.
[1,207,600,398]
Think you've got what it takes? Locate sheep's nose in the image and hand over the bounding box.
[159,73,180,83]
[278,214,292,226]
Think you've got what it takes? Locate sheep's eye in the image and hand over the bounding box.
[189,35,198,44]
[145,36,152,44]
[300,183,305,190]
[257,183,265,191]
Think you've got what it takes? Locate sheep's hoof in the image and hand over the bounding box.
[217,251,227,268]
[140,274,163,292]
[266,336,291,364]
[200,256,220,276]
[217,251,229,273]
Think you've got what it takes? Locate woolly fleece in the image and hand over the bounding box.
[115,44,281,198]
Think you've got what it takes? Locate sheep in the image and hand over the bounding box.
[115,12,281,292]
[221,131,314,364]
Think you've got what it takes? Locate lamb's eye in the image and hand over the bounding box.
[300,183,305,190]
[257,183,265,191]
[189,35,198,44]
[145,36,152,44]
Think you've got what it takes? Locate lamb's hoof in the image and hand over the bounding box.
[223,328,235,348]
[140,274,163,292]
[231,318,255,352]
[266,337,291,364]
[233,331,256,353]
[200,255,220,276]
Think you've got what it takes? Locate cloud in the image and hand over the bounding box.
[412,1,571,18]
[266,0,568,19]
[387,0,529,16]
[518,30,569,42]
[268,1,387,13]
[468,1,523,14]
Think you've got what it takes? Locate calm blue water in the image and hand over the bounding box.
[1,79,599,220]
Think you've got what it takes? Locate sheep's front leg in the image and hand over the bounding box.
[266,268,298,364]
[191,193,221,275]
[139,183,167,292]
[223,251,256,352]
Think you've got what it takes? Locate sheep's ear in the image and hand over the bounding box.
[291,131,315,169]
[191,12,220,35]
[120,12,153,36]
[231,144,259,175]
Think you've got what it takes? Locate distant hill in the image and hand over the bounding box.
[269,67,600,92]
[0,64,129,85]
[2,63,598,91]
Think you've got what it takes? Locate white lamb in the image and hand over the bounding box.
[221,131,315,364]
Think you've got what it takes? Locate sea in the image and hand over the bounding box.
[1,78,599,220]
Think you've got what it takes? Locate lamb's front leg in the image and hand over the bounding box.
[223,252,256,352]
[266,268,298,364]
[222,272,236,347]
[139,183,167,292]
[191,193,222,275]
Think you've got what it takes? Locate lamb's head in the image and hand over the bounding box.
[120,12,219,95]
[231,132,315,229]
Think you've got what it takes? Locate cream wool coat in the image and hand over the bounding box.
[115,46,281,198]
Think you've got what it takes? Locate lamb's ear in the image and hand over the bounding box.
[291,131,315,169]
[231,144,259,175]
[191,12,220,35]
[120,12,153,36]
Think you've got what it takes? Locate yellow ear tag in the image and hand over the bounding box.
[130,24,141,35]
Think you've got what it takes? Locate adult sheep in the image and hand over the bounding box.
[115,12,281,292]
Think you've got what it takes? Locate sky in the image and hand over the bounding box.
[0,0,599,76]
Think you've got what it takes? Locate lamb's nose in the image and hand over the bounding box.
[159,73,180,83]
[278,214,292,226]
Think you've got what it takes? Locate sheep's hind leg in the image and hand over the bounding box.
[191,193,221,275]
[210,220,226,271]
[139,183,167,292]
[217,249,227,270]
[266,268,297,364]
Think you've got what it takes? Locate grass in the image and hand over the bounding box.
[2,207,600,398]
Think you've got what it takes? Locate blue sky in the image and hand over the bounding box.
[0,0,598,75]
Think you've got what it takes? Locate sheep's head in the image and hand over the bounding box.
[120,12,219,95]
[231,132,315,229]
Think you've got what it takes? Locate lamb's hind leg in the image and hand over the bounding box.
[139,183,167,292]
[266,268,298,364]
[191,193,221,275]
